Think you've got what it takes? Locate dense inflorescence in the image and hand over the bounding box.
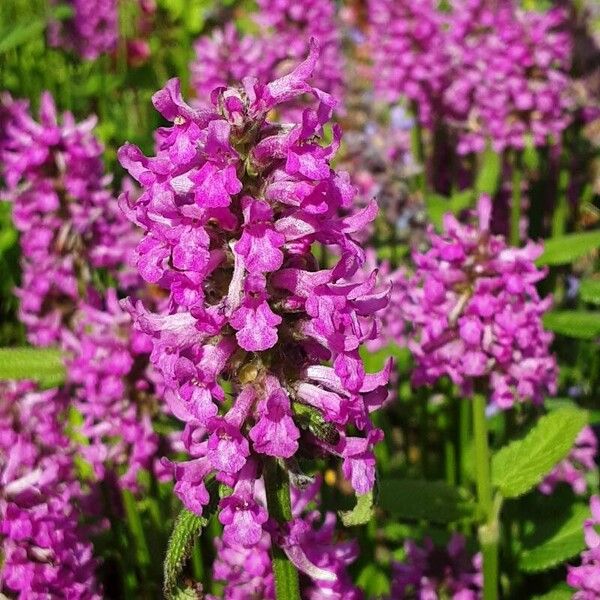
[389,534,482,599]
[0,381,100,599]
[395,195,557,409]
[191,24,274,107]
[567,495,600,599]
[539,426,598,496]
[210,478,361,599]
[0,92,136,346]
[119,43,389,550]
[369,0,573,154]
[62,289,164,491]
[191,0,344,113]
[48,0,118,60]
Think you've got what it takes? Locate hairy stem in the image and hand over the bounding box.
[473,393,498,600]
[264,459,301,600]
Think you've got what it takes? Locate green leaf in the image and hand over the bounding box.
[356,564,390,597]
[542,311,600,340]
[378,479,476,523]
[171,587,201,600]
[520,502,589,572]
[425,191,474,231]
[536,230,600,266]
[164,509,207,598]
[361,343,411,374]
[532,584,575,600]
[0,347,65,388]
[580,279,600,305]
[475,148,502,196]
[492,407,588,498]
[375,244,409,262]
[339,491,374,527]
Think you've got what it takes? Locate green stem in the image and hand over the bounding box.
[122,488,152,571]
[510,154,522,247]
[264,459,301,600]
[551,164,570,238]
[458,399,470,486]
[473,394,498,600]
[410,101,427,196]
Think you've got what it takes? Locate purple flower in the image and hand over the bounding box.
[567,495,600,599]
[0,382,101,598]
[0,92,138,346]
[389,534,482,599]
[211,478,362,599]
[48,0,118,60]
[396,195,557,408]
[120,42,389,547]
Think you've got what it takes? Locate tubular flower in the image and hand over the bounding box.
[539,426,598,496]
[48,0,118,60]
[190,1,344,112]
[62,289,164,491]
[368,0,573,153]
[191,24,276,107]
[119,42,389,544]
[0,381,100,599]
[396,195,557,409]
[389,535,482,600]
[567,495,600,599]
[255,0,345,107]
[210,478,362,599]
[0,92,137,346]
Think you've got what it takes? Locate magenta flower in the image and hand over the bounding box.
[390,534,482,599]
[0,382,100,598]
[210,478,362,599]
[567,495,600,599]
[48,0,118,60]
[119,42,388,547]
[396,195,557,408]
[0,92,137,346]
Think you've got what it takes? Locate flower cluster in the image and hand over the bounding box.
[567,495,600,599]
[62,289,165,491]
[191,0,344,112]
[191,24,274,106]
[539,426,598,496]
[210,478,361,599]
[48,0,118,60]
[396,195,557,409]
[0,381,100,598]
[119,43,389,547]
[368,0,445,129]
[389,535,482,599]
[0,92,137,346]
[369,0,573,153]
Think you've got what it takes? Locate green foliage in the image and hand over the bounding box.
[356,564,390,597]
[474,147,502,196]
[378,479,476,523]
[0,347,65,387]
[519,501,588,572]
[163,509,208,598]
[536,230,600,266]
[491,407,588,498]
[532,584,575,600]
[339,491,374,527]
[542,311,600,340]
[425,190,474,231]
[579,278,600,305]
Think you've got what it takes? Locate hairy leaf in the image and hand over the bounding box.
[339,491,374,527]
[519,502,588,572]
[579,278,600,305]
[537,230,600,266]
[378,479,476,523]
[163,509,207,598]
[492,407,588,498]
[0,347,65,388]
[542,311,600,340]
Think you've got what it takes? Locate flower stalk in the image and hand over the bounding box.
[264,459,301,600]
